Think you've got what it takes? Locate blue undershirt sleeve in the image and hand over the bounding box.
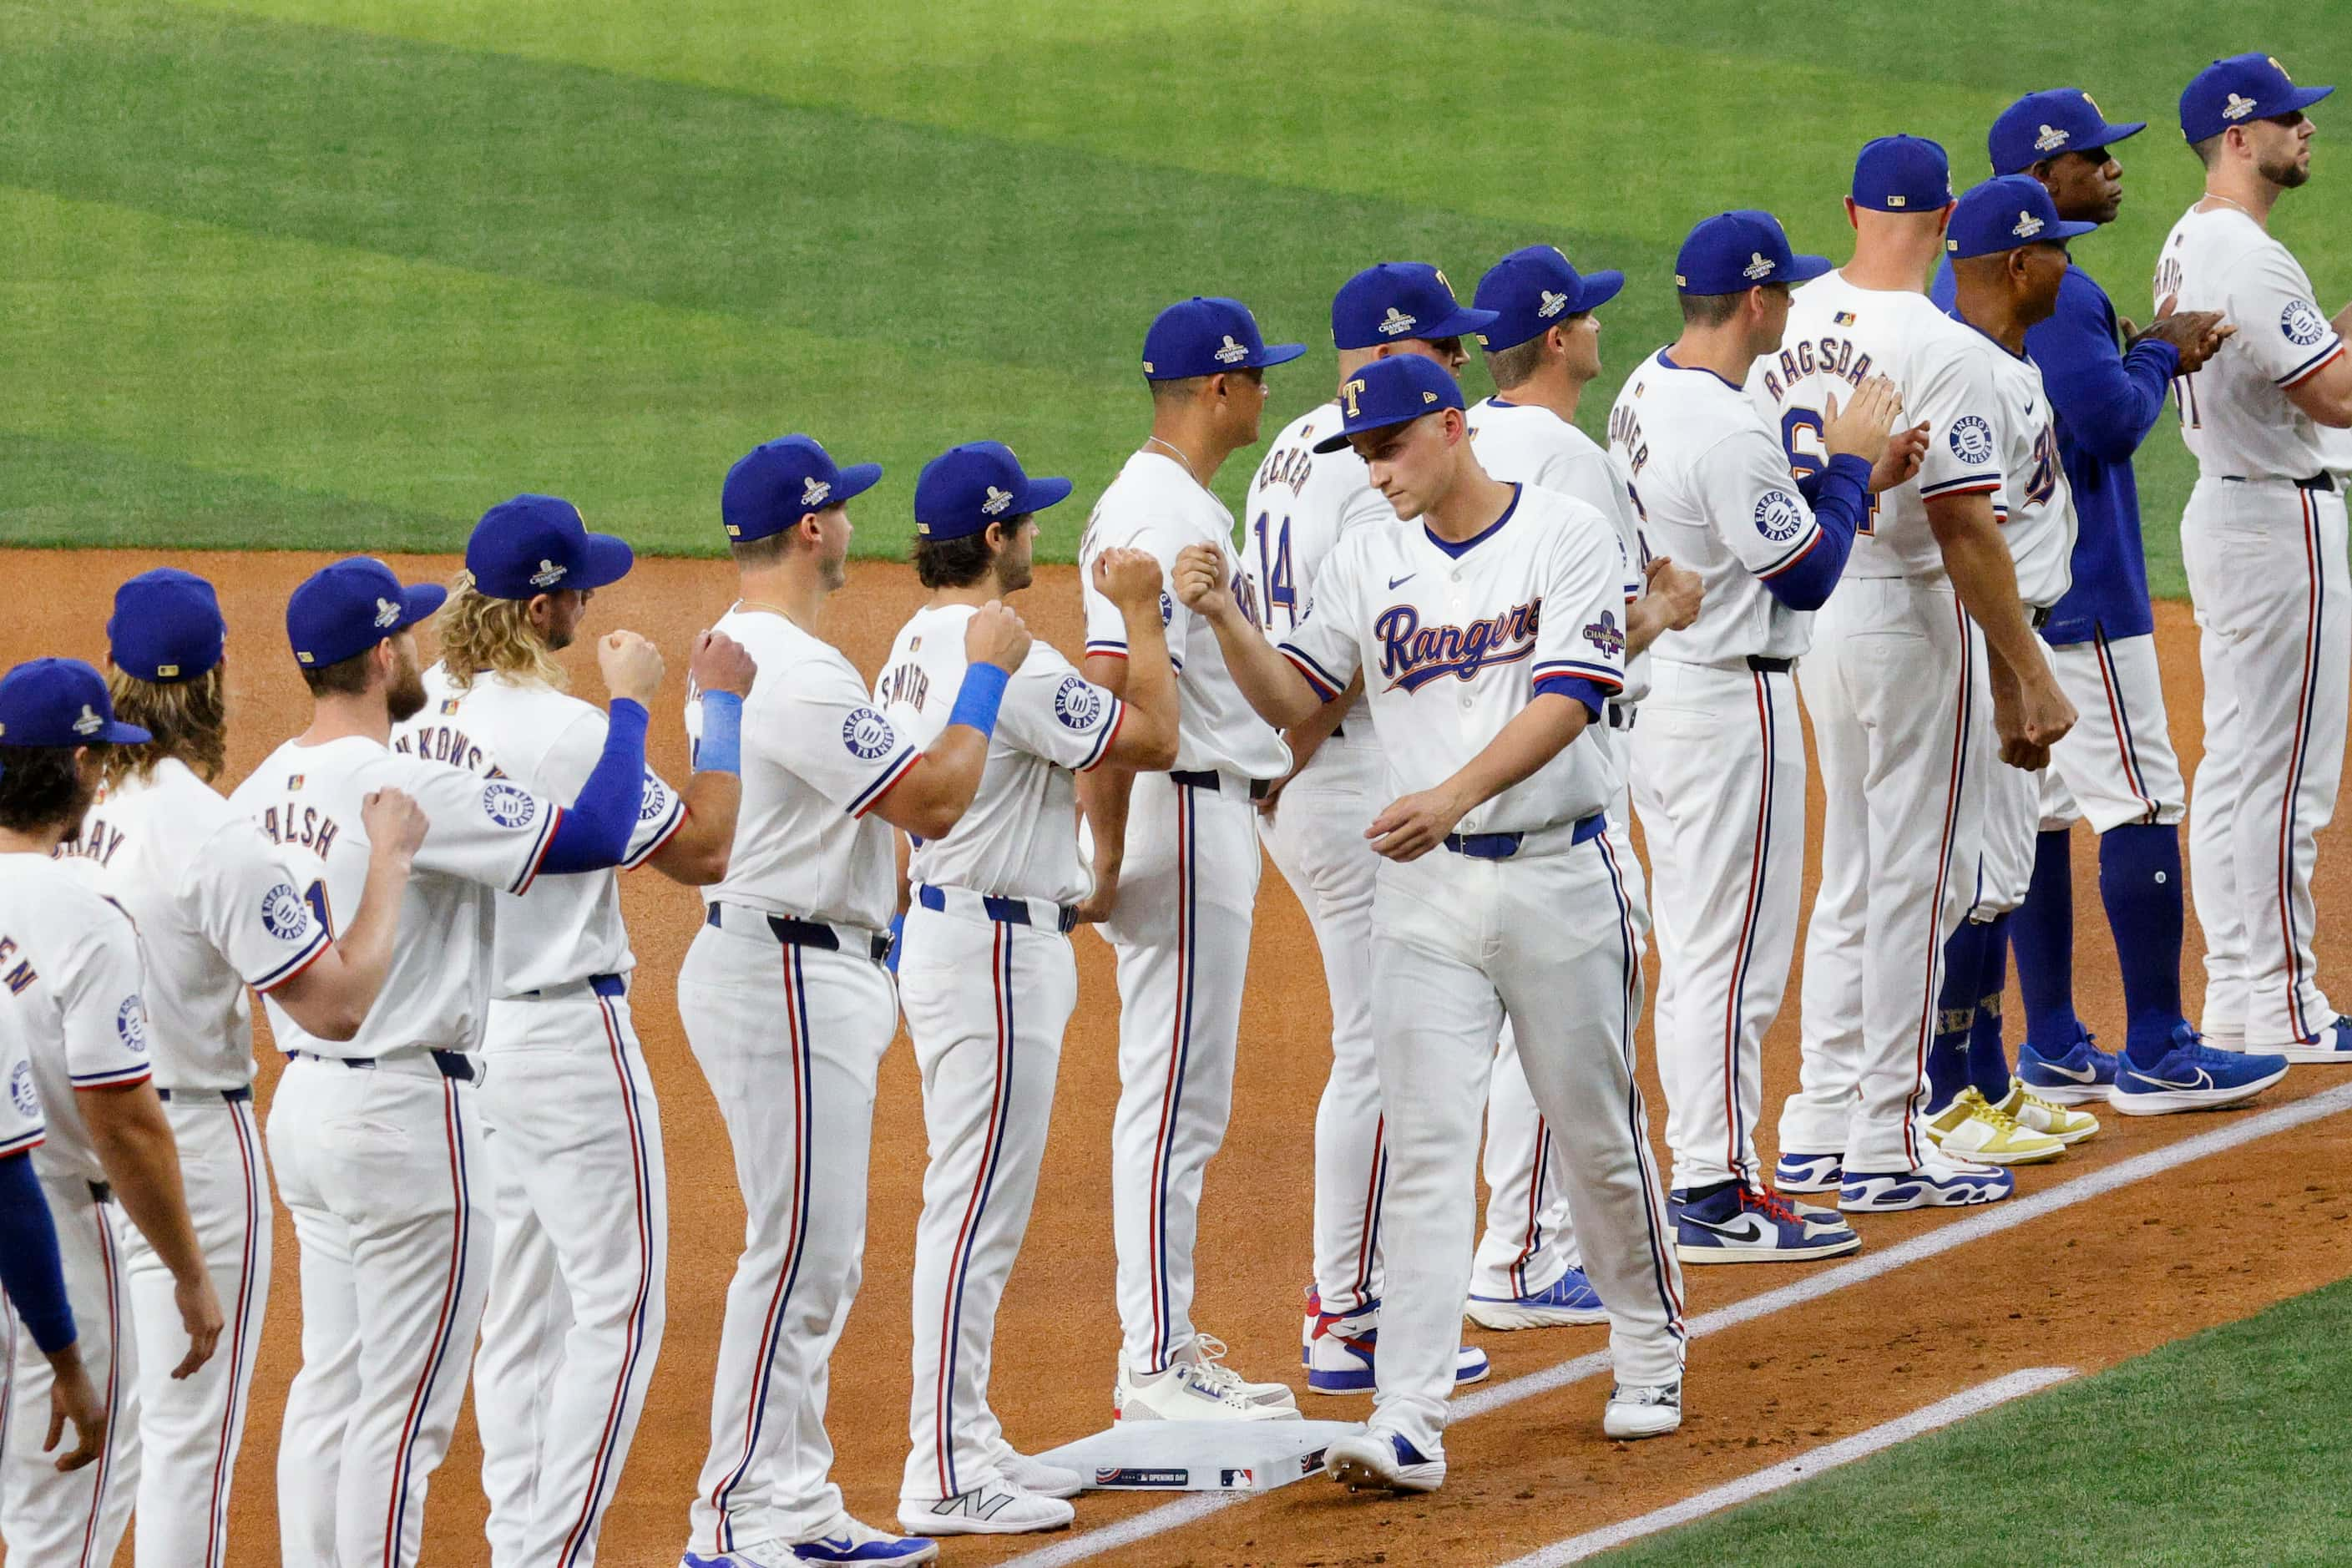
[540,699,650,874]
[1531,675,1613,722]
[2031,287,2180,463]
[0,1151,77,1355]
[1768,453,1871,610]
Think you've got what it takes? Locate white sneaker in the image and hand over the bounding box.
[897,1479,1074,1537]
[1115,1358,1303,1422]
[1602,1381,1682,1439]
[999,1449,1083,1499]
[1182,1333,1298,1409]
[1324,1429,1445,1494]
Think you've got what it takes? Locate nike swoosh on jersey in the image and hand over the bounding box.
[1388,574,1417,589]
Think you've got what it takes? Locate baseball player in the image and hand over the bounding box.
[2158,53,2352,1061]
[2,1037,109,1480]
[1466,245,1706,1305]
[230,557,665,1568]
[680,435,1028,1568]
[1749,135,2076,1211]
[1930,97,2284,1118]
[391,498,755,1568]
[881,443,1180,1535]
[0,658,222,1568]
[1181,352,1689,1494]
[73,569,429,1568]
[1611,210,1909,1262]
[1076,296,1307,1419]
[1243,266,1508,1381]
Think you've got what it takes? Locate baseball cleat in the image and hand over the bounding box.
[1302,1294,1488,1393]
[1324,1430,1445,1494]
[897,1480,1074,1537]
[2015,1027,2119,1105]
[1602,1381,1682,1439]
[683,1546,802,1568]
[1670,1181,1860,1264]
[2273,1016,2352,1064]
[1773,1151,1843,1192]
[1838,1154,2013,1211]
[2108,1028,2289,1115]
[1115,1357,1302,1422]
[998,1449,1084,1500]
[1464,1267,1607,1329]
[1923,1088,2067,1166]
[1994,1079,2100,1144]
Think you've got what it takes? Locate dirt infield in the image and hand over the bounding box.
[4,546,2348,1568]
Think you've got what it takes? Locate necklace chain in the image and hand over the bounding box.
[2201,190,2258,218]
[1145,435,1206,491]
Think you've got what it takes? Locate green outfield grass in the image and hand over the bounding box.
[1600,1275,2352,1566]
[3,0,2342,586]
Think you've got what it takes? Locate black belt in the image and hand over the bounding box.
[519,974,625,999]
[286,1049,476,1083]
[706,903,893,964]
[1330,723,1345,741]
[1443,812,1607,861]
[1746,655,1794,674]
[1169,769,1273,801]
[914,883,1080,933]
[1604,701,1637,731]
[89,1181,112,1205]
[155,1086,254,1104]
[2031,607,2051,630]
[2222,472,2336,492]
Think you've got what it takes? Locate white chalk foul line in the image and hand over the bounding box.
[1495,1366,2076,1566]
[998,1080,2352,1567]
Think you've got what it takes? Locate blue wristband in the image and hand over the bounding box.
[697,691,743,776]
[948,662,1012,738]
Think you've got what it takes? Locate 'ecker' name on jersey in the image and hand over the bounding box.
[1253,444,1315,498]
[1376,599,1541,691]
[1753,334,1879,405]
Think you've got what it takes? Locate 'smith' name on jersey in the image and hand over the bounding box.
[1753,335,1878,405]
[1375,599,1541,691]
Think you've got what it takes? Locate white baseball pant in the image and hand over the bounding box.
[1101,771,1261,1375]
[1256,736,1386,1315]
[1634,660,1808,1194]
[1,1176,134,1568]
[271,1051,488,1568]
[124,1091,269,1568]
[2180,477,2349,1047]
[1785,577,1984,1174]
[898,897,1075,1507]
[2037,632,2186,833]
[1970,637,2049,923]
[680,920,895,1557]
[1367,825,1684,1462]
[475,982,667,1568]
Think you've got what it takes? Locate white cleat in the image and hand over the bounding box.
[1603,1381,1683,1439]
[999,1449,1084,1500]
[1323,1430,1445,1494]
[897,1479,1074,1537]
[1115,1358,1302,1422]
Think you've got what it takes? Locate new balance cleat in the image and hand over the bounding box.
[1325,1430,1445,1493]
[1995,1080,2100,1144]
[1670,1181,1860,1264]
[897,1480,1073,1538]
[1923,1088,2066,1165]
[1839,1154,2013,1211]
[1773,1151,1843,1192]
[1302,1295,1488,1393]
[2015,1027,2118,1105]
[1602,1381,1682,1439]
[999,1449,1083,1500]
[2108,1028,2289,1114]
[1464,1267,1607,1329]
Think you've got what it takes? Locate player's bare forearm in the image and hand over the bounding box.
[2284,351,2352,428]
[1106,599,1181,771]
[648,771,740,886]
[1926,496,2041,678]
[1282,672,1359,778]
[871,726,989,841]
[271,838,413,1040]
[1075,761,1134,922]
[1368,693,1588,861]
[1202,605,1323,730]
[82,1085,210,1291]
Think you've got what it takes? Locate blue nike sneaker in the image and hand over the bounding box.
[2108,1026,2289,1115]
[1671,1181,1859,1264]
[1465,1267,1606,1329]
[2016,1026,2119,1106]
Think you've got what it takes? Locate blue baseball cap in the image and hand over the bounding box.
[1852,134,1954,212]
[0,660,149,749]
[1472,246,1625,353]
[1674,210,1832,296]
[1141,297,1303,381]
[2181,53,2334,144]
[1311,355,1466,453]
[1946,175,2100,260]
[1990,89,2147,175]
[721,435,883,544]
[285,558,446,670]
[1331,263,1500,351]
[913,443,1075,540]
[109,569,225,685]
[466,494,635,600]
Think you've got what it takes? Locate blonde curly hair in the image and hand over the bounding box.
[102,664,229,789]
[433,571,568,693]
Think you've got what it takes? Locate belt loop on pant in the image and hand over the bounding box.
[155,1086,255,1105]
[89,1180,113,1205]
[1745,655,1795,675]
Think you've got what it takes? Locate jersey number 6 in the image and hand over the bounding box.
[1779,406,1882,536]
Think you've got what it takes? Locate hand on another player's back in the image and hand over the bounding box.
[689,629,757,698]
[1822,374,1904,471]
[1643,556,1703,632]
[2124,297,2234,377]
[1870,421,1931,493]
[964,601,1033,672]
[1171,543,1238,623]
[361,788,428,869]
[1093,547,1166,614]
[598,630,666,707]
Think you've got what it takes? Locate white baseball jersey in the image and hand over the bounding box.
[1751,271,2005,580]
[1277,483,1626,834]
[0,853,151,1184]
[1956,325,2076,609]
[1609,349,1830,665]
[874,603,1125,904]
[56,759,329,1090]
[687,606,908,931]
[1080,450,1290,780]
[229,736,565,1058]
[2156,205,2345,481]
[393,665,686,995]
[1242,402,1393,731]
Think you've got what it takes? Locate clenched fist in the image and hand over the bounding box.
[689,629,757,698]
[1171,542,1236,621]
[964,600,1033,671]
[597,630,665,706]
[360,788,428,866]
[1092,547,1166,613]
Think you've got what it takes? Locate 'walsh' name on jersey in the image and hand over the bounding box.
[258,798,341,862]
[1754,335,1877,405]
[1375,599,1542,692]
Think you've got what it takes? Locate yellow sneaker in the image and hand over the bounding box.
[1923,1087,2066,1166]
[1995,1079,2100,1146]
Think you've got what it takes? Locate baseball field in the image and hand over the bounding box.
[5,2,2351,1565]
